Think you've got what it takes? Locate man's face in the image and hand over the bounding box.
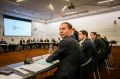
[90,33,96,40]
[79,32,85,41]
[59,23,72,39]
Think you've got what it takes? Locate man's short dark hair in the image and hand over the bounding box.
[80,30,88,37]
[91,32,97,35]
[97,34,101,37]
[62,22,73,29]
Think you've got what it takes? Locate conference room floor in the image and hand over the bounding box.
[0,47,120,79]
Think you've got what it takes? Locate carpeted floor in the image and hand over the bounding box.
[0,46,120,79]
[99,46,120,79]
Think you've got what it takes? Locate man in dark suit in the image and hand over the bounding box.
[20,38,26,50]
[90,32,106,68]
[79,30,97,62]
[8,38,17,51]
[79,30,97,79]
[97,34,109,55]
[46,22,84,79]
[0,38,7,52]
[90,32,106,53]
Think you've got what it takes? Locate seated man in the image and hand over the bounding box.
[20,38,26,50]
[0,38,7,52]
[90,32,107,68]
[79,30,97,79]
[8,38,17,51]
[46,22,84,79]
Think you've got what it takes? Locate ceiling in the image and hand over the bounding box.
[0,0,120,23]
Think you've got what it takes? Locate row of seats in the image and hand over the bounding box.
[80,43,113,79]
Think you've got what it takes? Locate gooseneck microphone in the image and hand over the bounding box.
[24,48,34,64]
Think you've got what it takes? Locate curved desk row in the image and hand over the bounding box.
[0,58,58,79]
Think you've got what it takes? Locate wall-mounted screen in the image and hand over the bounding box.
[4,15,32,36]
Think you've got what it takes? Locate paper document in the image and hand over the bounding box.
[35,59,59,66]
[20,63,47,73]
[0,73,23,79]
[42,54,51,59]
[8,73,23,79]
[15,59,59,73]
[14,67,29,74]
[35,59,53,67]
[32,56,42,61]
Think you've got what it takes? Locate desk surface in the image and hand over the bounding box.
[0,58,58,79]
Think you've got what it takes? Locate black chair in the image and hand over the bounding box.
[80,58,97,79]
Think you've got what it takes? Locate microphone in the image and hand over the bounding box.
[24,49,34,64]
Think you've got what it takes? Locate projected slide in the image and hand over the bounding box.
[4,18,32,36]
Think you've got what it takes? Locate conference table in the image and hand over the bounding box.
[0,56,59,79]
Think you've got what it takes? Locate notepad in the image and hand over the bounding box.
[20,63,47,73]
[35,59,59,66]
[14,67,29,74]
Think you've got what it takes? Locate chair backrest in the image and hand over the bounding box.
[108,44,112,54]
[80,58,96,79]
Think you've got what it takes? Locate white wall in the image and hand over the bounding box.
[46,10,120,45]
[0,14,4,38]
[32,21,47,39]
[0,10,120,45]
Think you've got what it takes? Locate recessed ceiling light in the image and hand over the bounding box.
[49,3,54,11]
[65,11,77,15]
[66,0,70,1]
[61,5,67,12]
[16,0,24,2]
[97,0,114,4]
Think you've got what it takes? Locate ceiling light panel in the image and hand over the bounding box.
[97,0,114,4]
[61,5,67,12]
[16,0,24,2]
[66,0,70,1]
[49,3,54,10]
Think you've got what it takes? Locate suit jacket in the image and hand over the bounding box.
[20,40,25,44]
[93,38,107,65]
[80,39,97,61]
[100,38,109,54]
[46,35,84,79]
[93,38,106,53]
[0,41,7,44]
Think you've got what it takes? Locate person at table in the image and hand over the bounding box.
[0,38,7,52]
[19,38,25,50]
[79,30,97,79]
[40,38,43,48]
[8,38,17,51]
[26,38,31,43]
[51,38,57,49]
[46,22,84,79]
[90,32,107,68]
[26,38,32,49]
[44,38,49,49]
